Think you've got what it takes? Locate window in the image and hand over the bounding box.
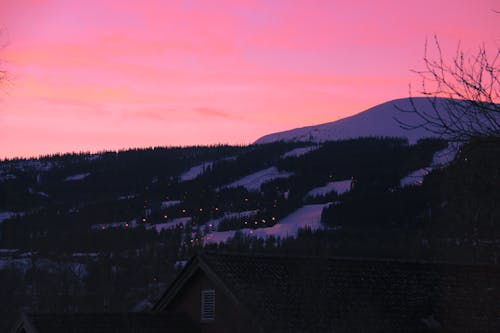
[200,289,216,321]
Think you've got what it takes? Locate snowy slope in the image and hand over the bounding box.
[204,204,331,244]
[400,143,459,187]
[307,179,353,197]
[180,162,214,181]
[255,97,451,144]
[222,167,293,191]
[281,146,320,159]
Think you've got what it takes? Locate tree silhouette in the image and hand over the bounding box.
[400,36,499,146]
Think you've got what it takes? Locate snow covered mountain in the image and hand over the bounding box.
[255,97,448,144]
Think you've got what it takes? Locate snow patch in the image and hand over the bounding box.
[203,210,259,231]
[150,217,192,233]
[281,146,320,159]
[91,220,137,230]
[118,194,137,200]
[307,179,353,197]
[65,173,91,181]
[0,212,21,223]
[255,98,455,144]
[0,174,16,181]
[160,200,182,209]
[205,204,330,244]
[400,168,431,187]
[431,143,459,167]
[180,162,214,181]
[400,144,458,187]
[222,167,293,191]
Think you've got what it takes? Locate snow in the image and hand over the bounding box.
[150,217,192,233]
[431,143,459,167]
[222,167,293,191]
[307,179,353,197]
[72,252,98,257]
[0,211,19,223]
[175,260,188,268]
[0,257,31,271]
[255,97,452,144]
[204,204,331,244]
[85,154,102,161]
[15,160,56,172]
[0,174,16,181]
[400,144,458,187]
[91,220,137,230]
[0,249,18,255]
[118,194,137,200]
[160,200,182,209]
[400,168,431,187]
[64,173,90,181]
[180,161,214,181]
[281,146,320,158]
[203,210,259,231]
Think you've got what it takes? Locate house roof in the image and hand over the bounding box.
[154,252,500,333]
[11,312,198,333]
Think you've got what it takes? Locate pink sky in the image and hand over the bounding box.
[0,0,498,159]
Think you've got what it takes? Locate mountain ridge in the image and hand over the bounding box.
[255,97,449,144]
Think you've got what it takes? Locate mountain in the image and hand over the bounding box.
[255,97,446,144]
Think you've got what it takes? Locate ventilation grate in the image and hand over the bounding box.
[201,289,216,321]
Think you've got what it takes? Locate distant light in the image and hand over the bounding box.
[164,215,168,219]
[199,208,203,212]
[124,223,129,228]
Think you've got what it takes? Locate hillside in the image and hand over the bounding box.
[255,97,449,144]
[0,132,499,332]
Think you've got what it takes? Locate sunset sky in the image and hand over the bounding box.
[0,0,498,159]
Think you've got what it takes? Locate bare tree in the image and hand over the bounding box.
[400,36,499,145]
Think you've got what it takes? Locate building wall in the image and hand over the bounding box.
[164,269,259,333]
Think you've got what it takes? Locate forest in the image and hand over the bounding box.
[0,137,499,331]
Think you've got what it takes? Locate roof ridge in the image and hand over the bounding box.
[199,250,500,269]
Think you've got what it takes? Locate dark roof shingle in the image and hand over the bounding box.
[197,252,500,333]
[20,312,198,333]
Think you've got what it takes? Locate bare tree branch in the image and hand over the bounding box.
[398,36,500,146]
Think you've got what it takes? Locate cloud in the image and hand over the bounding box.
[194,107,234,119]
